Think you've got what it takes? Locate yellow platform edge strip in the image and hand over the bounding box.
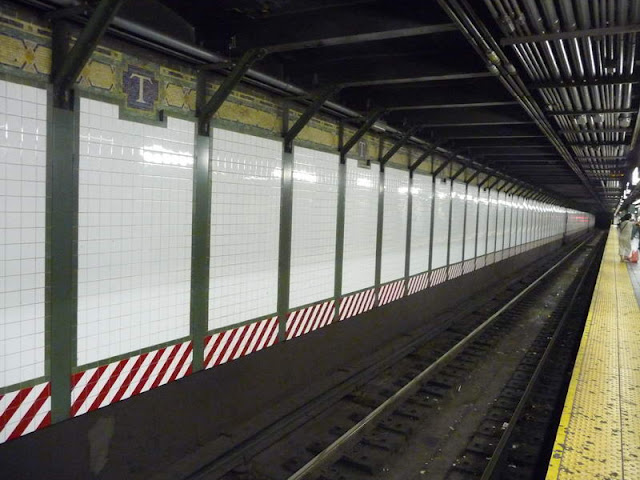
[545,234,606,479]
[546,228,640,479]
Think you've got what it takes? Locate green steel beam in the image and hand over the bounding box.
[379,126,420,168]
[284,85,340,152]
[341,108,386,156]
[48,102,78,422]
[277,109,294,340]
[198,48,267,134]
[53,0,126,105]
[451,165,466,180]
[409,139,446,172]
[190,133,212,372]
[334,122,346,321]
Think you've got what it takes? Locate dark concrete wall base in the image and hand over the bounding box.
[0,238,574,480]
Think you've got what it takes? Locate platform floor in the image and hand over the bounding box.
[546,228,640,480]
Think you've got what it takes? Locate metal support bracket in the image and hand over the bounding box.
[52,0,126,108]
[409,139,446,172]
[477,174,493,189]
[513,185,527,196]
[433,150,462,178]
[505,183,519,195]
[486,177,501,190]
[284,85,341,152]
[342,108,387,156]
[379,125,421,169]
[198,48,267,135]
[451,165,466,181]
[465,168,483,184]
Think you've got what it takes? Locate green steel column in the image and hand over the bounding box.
[461,180,469,262]
[47,101,78,422]
[486,187,494,255]
[404,171,413,290]
[473,184,481,259]
[334,155,347,320]
[374,166,385,306]
[445,165,453,269]
[277,142,294,340]
[189,134,212,372]
[427,158,436,273]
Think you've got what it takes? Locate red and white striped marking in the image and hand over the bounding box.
[286,300,336,340]
[1,382,50,444]
[448,262,463,280]
[71,341,192,417]
[204,316,279,369]
[339,289,375,321]
[430,266,448,287]
[378,280,405,306]
[463,259,475,274]
[476,256,486,269]
[407,272,429,295]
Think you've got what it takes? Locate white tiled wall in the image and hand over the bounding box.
[486,189,497,254]
[381,167,408,283]
[432,179,450,268]
[520,197,528,244]
[477,187,488,257]
[509,196,518,247]
[410,173,432,275]
[498,195,507,251]
[464,184,478,260]
[77,99,193,365]
[209,129,281,330]
[449,181,466,264]
[343,158,378,294]
[289,147,339,308]
[0,81,46,387]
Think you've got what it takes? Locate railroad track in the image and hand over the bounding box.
[185,233,604,480]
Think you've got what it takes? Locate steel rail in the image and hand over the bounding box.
[480,234,603,479]
[287,236,591,480]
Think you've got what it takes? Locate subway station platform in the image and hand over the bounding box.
[546,227,640,479]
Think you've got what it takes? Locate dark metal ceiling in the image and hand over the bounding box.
[26,0,640,212]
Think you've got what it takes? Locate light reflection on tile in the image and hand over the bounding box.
[432,179,450,269]
[208,128,281,330]
[289,147,338,308]
[343,158,378,294]
[381,167,408,283]
[0,80,46,388]
[410,173,432,275]
[77,98,194,366]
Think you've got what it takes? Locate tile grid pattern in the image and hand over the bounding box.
[449,181,466,264]
[342,158,378,294]
[208,129,281,330]
[432,179,451,268]
[0,82,596,447]
[77,98,194,366]
[0,81,47,388]
[289,147,339,308]
[409,173,432,275]
[464,185,478,261]
[380,167,408,283]
[477,188,489,257]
